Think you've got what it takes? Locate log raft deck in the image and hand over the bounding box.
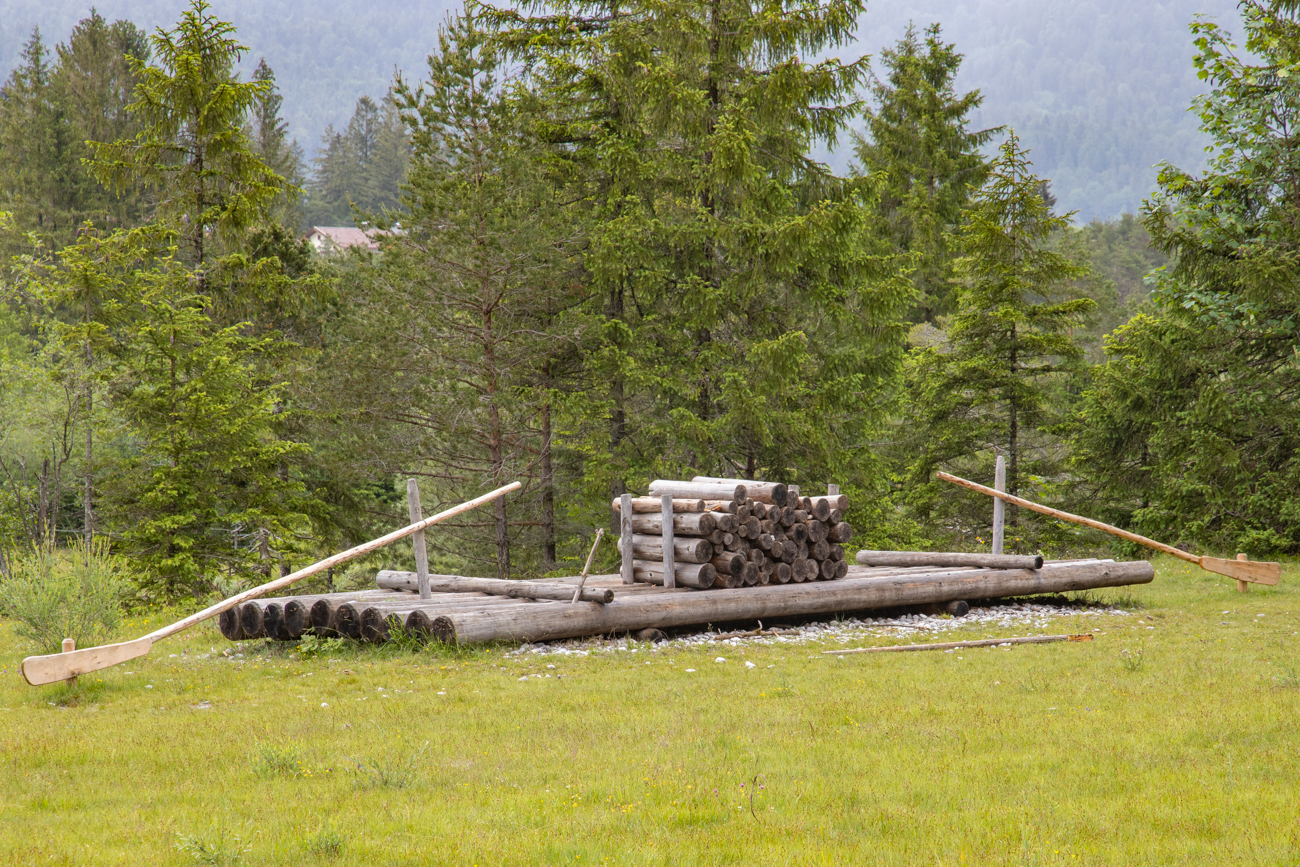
[220,558,1153,646]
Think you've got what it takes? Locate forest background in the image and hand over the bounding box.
[1,0,1297,605]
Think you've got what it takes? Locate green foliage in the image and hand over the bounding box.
[1074,0,1300,554]
[900,135,1094,545]
[104,247,311,597]
[0,538,131,652]
[855,23,998,322]
[302,94,409,228]
[88,0,289,267]
[490,0,911,525]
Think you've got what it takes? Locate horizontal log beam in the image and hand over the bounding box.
[611,497,707,513]
[856,551,1044,570]
[618,534,714,563]
[649,480,746,502]
[629,511,718,536]
[690,477,787,506]
[376,571,614,603]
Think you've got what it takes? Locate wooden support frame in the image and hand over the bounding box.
[620,493,634,585]
[661,493,675,589]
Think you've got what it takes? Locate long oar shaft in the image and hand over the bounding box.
[21,482,521,685]
[936,471,1198,564]
[148,481,522,641]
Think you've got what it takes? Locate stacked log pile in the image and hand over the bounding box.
[613,477,852,590]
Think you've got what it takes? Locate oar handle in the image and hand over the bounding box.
[936,472,1199,564]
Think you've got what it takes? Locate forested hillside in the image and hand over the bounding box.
[1,0,1296,606]
[1,0,1238,219]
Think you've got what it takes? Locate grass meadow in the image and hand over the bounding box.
[2,555,1299,865]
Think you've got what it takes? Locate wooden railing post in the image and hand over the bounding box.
[620,494,634,584]
[661,493,675,589]
[992,455,1006,556]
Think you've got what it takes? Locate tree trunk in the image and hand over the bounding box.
[541,388,557,571]
[1008,323,1018,531]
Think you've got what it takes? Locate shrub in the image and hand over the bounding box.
[0,539,133,652]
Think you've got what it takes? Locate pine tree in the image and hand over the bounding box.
[903,134,1093,544]
[854,23,997,323]
[52,12,151,233]
[303,94,409,227]
[103,242,310,596]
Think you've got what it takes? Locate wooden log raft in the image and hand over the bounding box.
[856,551,1044,570]
[436,559,1154,644]
[375,571,615,603]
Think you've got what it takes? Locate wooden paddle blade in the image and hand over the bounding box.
[1199,556,1281,586]
[21,637,153,685]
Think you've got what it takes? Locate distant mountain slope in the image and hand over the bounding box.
[1,0,1241,219]
[857,0,1241,219]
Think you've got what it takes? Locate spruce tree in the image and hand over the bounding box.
[0,29,79,250]
[903,134,1093,543]
[248,58,306,227]
[88,0,287,269]
[488,0,911,511]
[1074,0,1300,553]
[854,23,997,323]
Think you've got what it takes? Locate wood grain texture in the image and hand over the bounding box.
[376,571,614,603]
[856,551,1044,570]
[437,559,1154,644]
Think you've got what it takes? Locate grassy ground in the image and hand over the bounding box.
[2,555,1299,865]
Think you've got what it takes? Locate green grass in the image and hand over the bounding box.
[2,555,1299,865]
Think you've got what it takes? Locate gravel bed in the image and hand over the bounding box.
[506,599,1131,658]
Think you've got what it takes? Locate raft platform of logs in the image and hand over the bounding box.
[218,557,1156,647]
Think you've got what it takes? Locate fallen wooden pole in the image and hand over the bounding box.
[437,559,1153,644]
[19,481,522,685]
[937,472,1281,586]
[823,633,1095,655]
[613,496,707,513]
[856,551,1043,570]
[571,528,606,602]
[375,571,613,604]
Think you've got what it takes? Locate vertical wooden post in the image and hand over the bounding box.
[992,455,1006,556]
[661,493,675,589]
[407,479,431,600]
[62,638,76,686]
[1236,553,1249,593]
[827,483,839,497]
[620,494,634,584]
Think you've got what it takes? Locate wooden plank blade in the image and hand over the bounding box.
[21,638,153,685]
[1199,556,1281,586]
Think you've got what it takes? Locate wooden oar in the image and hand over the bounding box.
[937,472,1280,587]
[20,481,522,686]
